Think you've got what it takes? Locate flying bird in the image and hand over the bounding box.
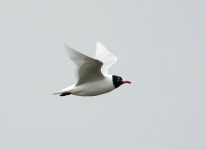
[53,41,131,96]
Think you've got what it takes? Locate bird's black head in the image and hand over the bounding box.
[112,75,131,88]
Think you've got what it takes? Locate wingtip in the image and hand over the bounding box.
[63,43,73,51]
[96,41,101,45]
[63,43,68,48]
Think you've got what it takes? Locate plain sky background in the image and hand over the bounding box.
[0,0,206,149]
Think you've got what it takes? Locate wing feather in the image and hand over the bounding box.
[64,43,104,85]
[95,41,117,75]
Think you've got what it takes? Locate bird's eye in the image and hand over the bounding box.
[117,78,121,81]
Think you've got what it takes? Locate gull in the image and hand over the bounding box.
[53,41,131,96]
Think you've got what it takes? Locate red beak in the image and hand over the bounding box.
[123,81,131,84]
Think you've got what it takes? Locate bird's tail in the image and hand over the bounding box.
[52,92,62,95]
[52,92,71,96]
[53,85,74,96]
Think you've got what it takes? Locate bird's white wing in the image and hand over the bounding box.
[95,41,117,75]
[64,43,104,85]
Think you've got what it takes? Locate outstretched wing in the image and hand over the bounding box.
[95,41,117,75]
[64,43,104,85]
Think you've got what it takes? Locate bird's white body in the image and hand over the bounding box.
[59,75,115,96]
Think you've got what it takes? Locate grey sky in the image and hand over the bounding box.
[0,0,205,149]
